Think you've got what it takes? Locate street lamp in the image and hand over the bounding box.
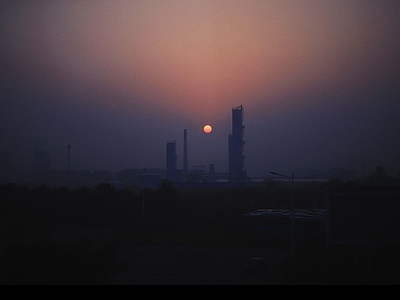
[270,171,295,260]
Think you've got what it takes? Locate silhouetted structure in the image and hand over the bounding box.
[139,173,161,190]
[327,168,357,182]
[183,129,188,181]
[108,180,124,189]
[209,163,215,182]
[229,105,246,183]
[192,164,205,175]
[166,142,177,182]
[117,168,166,189]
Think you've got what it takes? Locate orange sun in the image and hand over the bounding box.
[203,125,212,134]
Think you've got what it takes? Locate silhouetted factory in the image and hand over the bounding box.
[166,105,247,188]
[166,141,177,182]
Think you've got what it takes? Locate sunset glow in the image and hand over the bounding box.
[1,1,399,176]
[2,1,398,121]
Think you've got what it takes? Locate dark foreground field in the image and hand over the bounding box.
[2,183,397,285]
[108,245,288,285]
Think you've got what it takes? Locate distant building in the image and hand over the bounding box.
[139,173,161,190]
[67,169,113,189]
[175,169,183,183]
[229,105,246,183]
[243,208,326,235]
[108,181,125,190]
[183,129,188,181]
[166,142,177,182]
[328,168,358,182]
[209,163,216,182]
[117,168,166,188]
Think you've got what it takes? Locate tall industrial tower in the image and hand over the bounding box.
[183,129,188,180]
[166,141,177,182]
[229,105,246,183]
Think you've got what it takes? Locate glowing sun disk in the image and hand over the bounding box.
[203,125,212,134]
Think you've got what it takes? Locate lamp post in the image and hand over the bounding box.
[142,188,145,218]
[270,171,295,260]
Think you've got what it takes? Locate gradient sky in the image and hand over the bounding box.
[1,0,400,178]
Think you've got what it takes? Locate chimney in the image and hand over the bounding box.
[183,129,188,179]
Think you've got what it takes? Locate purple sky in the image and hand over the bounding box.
[1,0,400,178]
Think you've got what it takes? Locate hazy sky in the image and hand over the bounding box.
[1,0,400,177]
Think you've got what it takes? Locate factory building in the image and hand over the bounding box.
[139,173,161,190]
[183,129,188,181]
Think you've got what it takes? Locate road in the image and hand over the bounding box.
[109,245,289,285]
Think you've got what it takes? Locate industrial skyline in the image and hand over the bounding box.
[1,1,400,180]
[0,99,398,188]
[165,105,246,184]
[1,1,400,286]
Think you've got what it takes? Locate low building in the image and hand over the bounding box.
[243,208,326,235]
[139,173,161,190]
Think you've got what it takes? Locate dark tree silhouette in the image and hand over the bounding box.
[150,179,183,224]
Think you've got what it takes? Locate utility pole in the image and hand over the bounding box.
[68,144,71,173]
[270,171,295,260]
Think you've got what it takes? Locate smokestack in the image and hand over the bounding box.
[183,129,188,179]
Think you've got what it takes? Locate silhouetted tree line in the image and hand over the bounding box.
[0,181,190,239]
[0,239,124,285]
[0,184,132,239]
[0,182,303,248]
[0,181,349,284]
[0,181,186,284]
